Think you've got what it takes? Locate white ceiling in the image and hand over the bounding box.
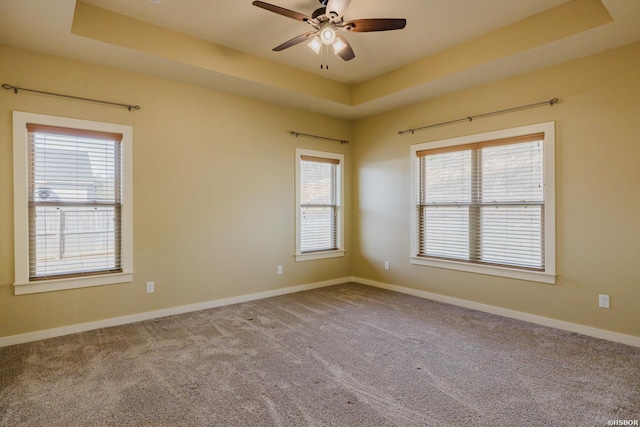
[1,0,639,119]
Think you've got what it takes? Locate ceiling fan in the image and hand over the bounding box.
[252,0,407,62]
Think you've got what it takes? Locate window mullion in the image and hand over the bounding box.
[469,149,482,262]
[331,163,337,248]
[418,156,429,257]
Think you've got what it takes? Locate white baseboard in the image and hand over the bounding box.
[0,277,351,348]
[3,276,638,349]
[353,277,640,348]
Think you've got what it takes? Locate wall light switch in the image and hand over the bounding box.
[146,281,155,293]
[384,261,390,270]
[277,265,283,275]
[598,294,609,308]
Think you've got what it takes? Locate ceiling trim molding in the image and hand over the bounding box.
[71,1,352,106]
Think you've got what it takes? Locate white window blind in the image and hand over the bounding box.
[27,123,123,280]
[299,155,341,253]
[416,133,545,271]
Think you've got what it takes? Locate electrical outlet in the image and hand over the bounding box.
[598,294,609,308]
[277,265,283,275]
[146,281,155,293]
[384,261,390,270]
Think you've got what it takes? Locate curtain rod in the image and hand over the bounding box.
[2,84,141,111]
[290,130,349,145]
[398,98,558,135]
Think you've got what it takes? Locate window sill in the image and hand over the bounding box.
[409,256,555,284]
[14,271,134,295]
[295,250,346,262]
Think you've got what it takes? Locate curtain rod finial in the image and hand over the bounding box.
[2,83,18,93]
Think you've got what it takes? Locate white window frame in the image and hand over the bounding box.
[410,122,556,284]
[295,148,345,262]
[13,111,134,295]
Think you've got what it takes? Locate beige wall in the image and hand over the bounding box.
[352,41,640,337]
[0,44,352,338]
[1,41,639,341]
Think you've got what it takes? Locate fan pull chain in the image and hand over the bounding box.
[320,44,329,70]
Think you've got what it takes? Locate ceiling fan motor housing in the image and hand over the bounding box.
[311,7,327,20]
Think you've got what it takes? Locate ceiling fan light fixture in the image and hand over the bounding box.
[332,38,347,54]
[320,26,336,45]
[307,36,322,54]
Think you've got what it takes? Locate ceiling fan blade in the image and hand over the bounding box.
[326,0,352,21]
[343,18,407,32]
[252,1,312,23]
[335,33,355,61]
[273,31,316,51]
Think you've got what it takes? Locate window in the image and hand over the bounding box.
[410,122,555,284]
[295,149,345,261]
[13,112,133,294]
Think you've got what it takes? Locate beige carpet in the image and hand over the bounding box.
[1,283,638,426]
